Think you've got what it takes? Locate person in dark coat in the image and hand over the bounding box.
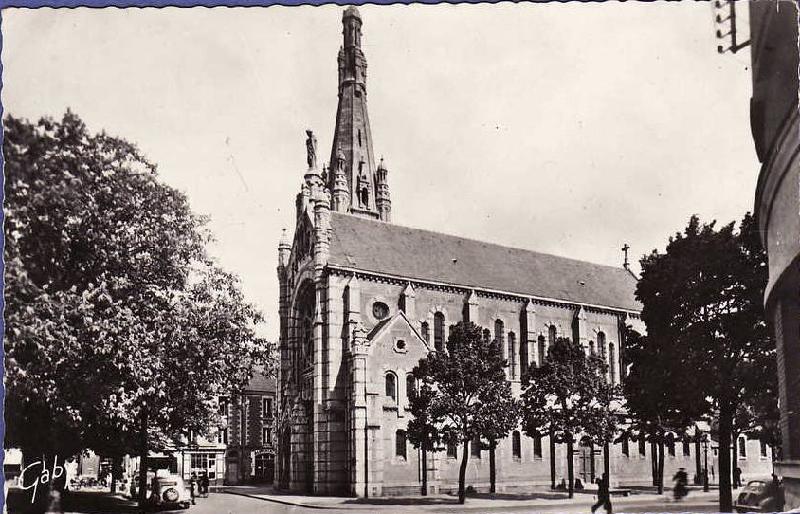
[189,473,198,505]
[591,473,612,514]
[200,472,209,496]
[734,467,742,488]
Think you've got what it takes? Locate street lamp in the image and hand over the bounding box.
[703,437,710,492]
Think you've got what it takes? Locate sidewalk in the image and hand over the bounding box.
[219,484,722,511]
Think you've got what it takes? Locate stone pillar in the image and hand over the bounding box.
[349,323,370,497]
[276,229,292,489]
[465,290,479,324]
[573,305,588,352]
[400,283,416,317]
[522,299,536,375]
[312,190,332,493]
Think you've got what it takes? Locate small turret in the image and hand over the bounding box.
[332,145,350,213]
[278,229,291,268]
[376,157,391,222]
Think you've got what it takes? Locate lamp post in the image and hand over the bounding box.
[703,437,710,492]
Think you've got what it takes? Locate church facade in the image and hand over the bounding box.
[275,7,770,497]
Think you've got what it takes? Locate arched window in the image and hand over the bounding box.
[406,374,416,400]
[508,332,517,379]
[598,332,606,359]
[533,433,543,458]
[471,435,482,458]
[396,430,407,458]
[589,341,595,355]
[738,437,747,458]
[548,325,557,347]
[433,312,445,352]
[621,437,630,457]
[512,431,521,459]
[638,437,646,456]
[421,321,430,343]
[447,441,458,458]
[385,372,397,402]
[609,343,616,384]
[538,335,546,366]
[682,440,691,456]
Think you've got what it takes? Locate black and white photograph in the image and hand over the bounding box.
[2,1,798,513]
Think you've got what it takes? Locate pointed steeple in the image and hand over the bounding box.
[328,7,387,221]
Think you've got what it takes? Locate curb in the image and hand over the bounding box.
[220,489,335,509]
[218,488,723,512]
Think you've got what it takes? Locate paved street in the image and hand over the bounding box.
[3,486,738,514]
[185,491,724,514]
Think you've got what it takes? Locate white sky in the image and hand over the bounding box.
[2,3,757,340]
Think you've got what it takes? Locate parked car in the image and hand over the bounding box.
[734,478,784,513]
[149,474,191,510]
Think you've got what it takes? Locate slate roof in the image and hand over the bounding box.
[328,212,641,312]
[244,371,276,393]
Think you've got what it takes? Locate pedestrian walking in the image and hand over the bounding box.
[591,473,612,514]
[734,467,742,488]
[200,472,209,497]
[673,467,688,501]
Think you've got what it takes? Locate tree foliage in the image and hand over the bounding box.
[521,337,608,498]
[412,321,518,504]
[632,214,775,511]
[623,327,709,493]
[3,112,273,467]
[407,374,443,496]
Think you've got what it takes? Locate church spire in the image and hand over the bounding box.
[328,7,389,221]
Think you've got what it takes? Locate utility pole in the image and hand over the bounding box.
[715,0,751,54]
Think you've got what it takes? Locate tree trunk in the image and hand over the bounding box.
[731,442,736,487]
[657,440,665,495]
[651,440,658,486]
[603,441,610,483]
[718,405,734,512]
[695,438,702,484]
[111,455,123,494]
[489,440,497,494]
[549,430,556,489]
[421,441,428,496]
[566,435,574,499]
[458,440,470,505]
[138,409,149,511]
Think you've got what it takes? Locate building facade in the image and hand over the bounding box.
[750,0,800,509]
[276,7,773,497]
[223,373,278,485]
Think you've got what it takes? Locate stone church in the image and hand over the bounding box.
[275,7,766,497]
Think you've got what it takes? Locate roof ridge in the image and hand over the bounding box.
[329,211,631,275]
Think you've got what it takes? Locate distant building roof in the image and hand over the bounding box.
[328,212,640,312]
[244,372,276,393]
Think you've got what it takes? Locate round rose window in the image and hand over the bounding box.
[372,301,389,320]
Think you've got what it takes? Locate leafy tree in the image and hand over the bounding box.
[583,374,624,485]
[634,214,774,512]
[406,371,443,496]
[623,328,707,493]
[521,337,608,498]
[477,368,520,495]
[3,112,273,508]
[413,321,515,504]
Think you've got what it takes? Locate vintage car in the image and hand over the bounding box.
[734,478,783,513]
[149,474,191,510]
